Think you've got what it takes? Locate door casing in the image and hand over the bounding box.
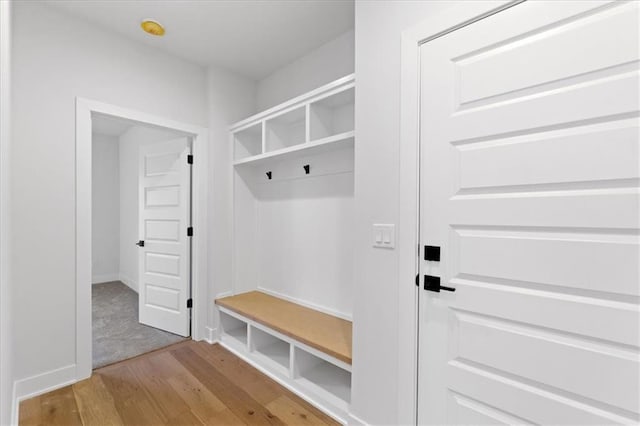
[397,2,522,424]
[75,97,208,381]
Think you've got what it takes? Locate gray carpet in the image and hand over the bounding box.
[92,281,187,369]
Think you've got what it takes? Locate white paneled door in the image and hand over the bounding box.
[138,138,192,337]
[418,1,639,424]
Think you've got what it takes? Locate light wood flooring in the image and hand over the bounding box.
[18,340,339,426]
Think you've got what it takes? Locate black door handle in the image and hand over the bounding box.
[424,275,455,292]
[136,240,145,247]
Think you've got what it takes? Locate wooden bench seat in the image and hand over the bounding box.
[215,291,352,364]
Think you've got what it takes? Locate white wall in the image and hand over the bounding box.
[91,133,120,284]
[350,2,456,424]
[255,29,354,111]
[0,0,13,423]
[10,0,207,395]
[206,66,256,334]
[118,125,186,292]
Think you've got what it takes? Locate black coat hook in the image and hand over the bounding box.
[266,171,272,180]
[303,164,310,175]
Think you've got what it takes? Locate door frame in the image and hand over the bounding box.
[397,2,522,424]
[75,97,209,381]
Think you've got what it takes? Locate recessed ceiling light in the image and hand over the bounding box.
[140,19,165,36]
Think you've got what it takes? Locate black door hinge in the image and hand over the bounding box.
[187,226,193,237]
[415,274,420,286]
[187,298,193,308]
[187,154,193,164]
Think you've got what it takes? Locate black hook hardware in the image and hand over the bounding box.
[303,164,310,175]
[136,240,145,247]
[266,171,272,180]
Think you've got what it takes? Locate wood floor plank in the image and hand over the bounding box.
[128,353,192,422]
[169,372,227,412]
[72,374,124,426]
[266,395,329,426]
[17,395,42,426]
[171,344,285,426]
[165,409,205,426]
[201,408,248,426]
[99,364,166,426]
[19,341,337,426]
[39,387,83,426]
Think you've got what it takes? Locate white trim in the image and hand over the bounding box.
[12,364,77,422]
[397,2,518,425]
[91,273,120,284]
[204,327,218,344]
[347,413,369,426]
[75,98,209,382]
[0,1,12,424]
[257,287,353,322]
[118,273,138,293]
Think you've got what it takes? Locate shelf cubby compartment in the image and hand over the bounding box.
[249,325,291,376]
[219,309,248,352]
[265,106,306,153]
[234,122,263,161]
[293,347,351,410]
[309,87,355,142]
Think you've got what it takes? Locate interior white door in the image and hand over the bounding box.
[138,137,191,337]
[418,1,639,424]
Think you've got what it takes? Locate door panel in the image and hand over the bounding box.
[138,138,191,337]
[418,1,639,424]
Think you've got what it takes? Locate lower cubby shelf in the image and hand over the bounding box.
[250,325,291,376]
[216,297,351,424]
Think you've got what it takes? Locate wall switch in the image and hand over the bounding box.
[373,224,395,249]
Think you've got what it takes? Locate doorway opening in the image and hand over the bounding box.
[76,98,209,381]
[91,114,192,369]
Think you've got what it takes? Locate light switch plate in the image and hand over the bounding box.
[372,224,395,249]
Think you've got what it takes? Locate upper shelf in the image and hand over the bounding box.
[233,131,354,167]
[231,75,355,166]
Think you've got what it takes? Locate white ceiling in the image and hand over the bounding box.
[92,114,134,137]
[44,0,355,80]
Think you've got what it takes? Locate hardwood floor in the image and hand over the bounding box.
[19,341,339,426]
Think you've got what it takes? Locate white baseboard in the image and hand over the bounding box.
[91,273,119,284]
[204,327,218,344]
[118,273,138,293]
[348,413,369,426]
[12,364,77,425]
[257,287,352,321]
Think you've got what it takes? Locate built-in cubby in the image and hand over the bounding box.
[222,75,355,424]
[233,122,262,161]
[294,347,351,410]
[250,325,291,375]
[265,106,306,152]
[309,87,355,141]
[219,310,248,351]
